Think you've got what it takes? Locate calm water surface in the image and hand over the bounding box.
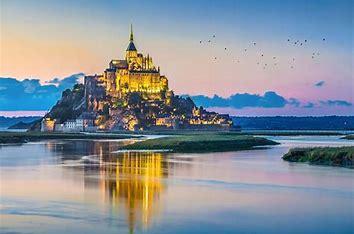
[0,136,353,234]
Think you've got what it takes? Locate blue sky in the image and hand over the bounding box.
[0,0,353,116]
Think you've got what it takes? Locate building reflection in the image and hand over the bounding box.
[99,152,166,232]
[45,140,168,233]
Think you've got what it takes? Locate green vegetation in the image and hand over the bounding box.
[121,133,278,153]
[0,132,139,144]
[282,147,354,168]
[342,135,354,140]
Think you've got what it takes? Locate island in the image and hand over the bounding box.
[120,132,278,153]
[282,147,354,168]
[37,26,233,133]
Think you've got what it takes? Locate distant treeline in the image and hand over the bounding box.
[232,116,354,130]
[0,116,41,129]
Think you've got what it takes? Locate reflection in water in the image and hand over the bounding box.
[100,152,166,233]
[45,140,168,233]
[1,137,354,234]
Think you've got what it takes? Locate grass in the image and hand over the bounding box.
[121,133,279,153]
[282,146,354,168]
[342,135,354,140]
[0,131,140,144]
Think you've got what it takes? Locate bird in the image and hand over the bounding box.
[291,66,294,69]
[244,49,247,52]
[261,54,264,57]
[208,40,211,43]
[214,57,217,60]
[292,58,295,61]
[273,56,276,59]
[300,43,303,46]
[304,39,307,42]
[225,47,227,50]
[199,40,202,43]
[312,56,314,59]
[257,62,260,65]
[213,35,216,38]
[253,42,257,46]
[323,38,326,41]
[287,39,290,42]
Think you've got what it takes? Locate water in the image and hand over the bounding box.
[0,136,353,234]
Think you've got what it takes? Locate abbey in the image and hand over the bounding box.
[42,26,233,132]
[88,25,168,100]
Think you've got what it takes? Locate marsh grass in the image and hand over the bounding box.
[283,147,354,168]
[121,134,278,153]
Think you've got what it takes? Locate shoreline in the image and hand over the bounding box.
[282,146,354,168]
[0,131,279,153]
[120,134,279,153]
[0,131,140,144]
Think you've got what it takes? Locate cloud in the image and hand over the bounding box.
[314,81,325,87]
[287,98,301,107]
[188,92,353,112]
[1,73,352,116]
[46,78,60,84]
[0,73,84,111]
[46,73,84,88]
[303,102,315,108]
[319,100,352,107]
[188,91,291,109]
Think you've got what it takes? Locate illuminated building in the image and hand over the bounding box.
[86,25,168,100]
[78,25,233,131]
[40,118,55,132]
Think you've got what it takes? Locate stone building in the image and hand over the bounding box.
[86,25,168,102]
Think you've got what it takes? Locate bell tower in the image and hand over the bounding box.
[126,24,138,61]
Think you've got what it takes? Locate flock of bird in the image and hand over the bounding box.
[199,35,326,70]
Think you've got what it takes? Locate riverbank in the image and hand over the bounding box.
[342,135,354,140]
[120,133,279,153]
[282,146,354,168]
[0,132,140,144]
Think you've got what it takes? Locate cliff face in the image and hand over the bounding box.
[38,80,232,131]
[45,84,85,123]
[39,83,197,130]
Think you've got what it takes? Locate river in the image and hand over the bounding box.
[0,136,353,234]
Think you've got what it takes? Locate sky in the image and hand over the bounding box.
[0,0,353,116]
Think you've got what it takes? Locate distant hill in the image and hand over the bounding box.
[8,120,39,130]
[0,116,41,130]
[232,116,354,130]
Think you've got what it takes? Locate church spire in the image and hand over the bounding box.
[126,24,137,52]
[130,24,134,42]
